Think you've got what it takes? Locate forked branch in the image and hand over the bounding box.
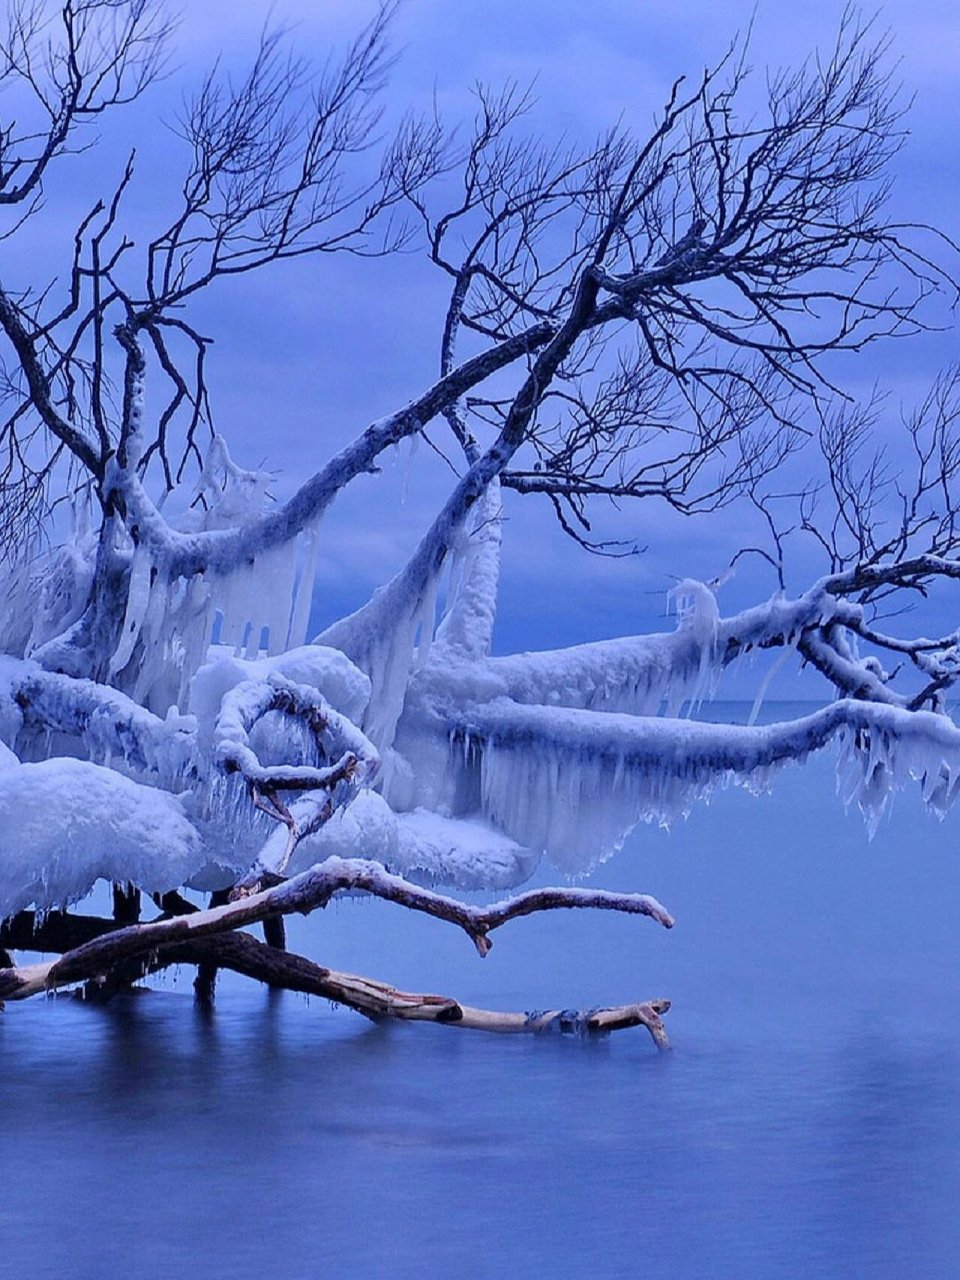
[0,856,673,992]
[0,893,674,1050]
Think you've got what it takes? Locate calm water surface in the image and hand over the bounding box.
[2,705,959,1278]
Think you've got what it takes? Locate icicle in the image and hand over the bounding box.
[434,477,502,659]
[108,544,156,677]
[287,520,321,650]
[399,431,419,506]
[747,648,793,727]
[412,575,440,670]
[258,539,298,656]
[216,558,255,651]
[667,578,721,714]
[130,571,172,706]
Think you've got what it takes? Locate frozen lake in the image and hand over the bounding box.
[2,704,959,1279]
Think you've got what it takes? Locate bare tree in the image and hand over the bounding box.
[1,2,959,1047]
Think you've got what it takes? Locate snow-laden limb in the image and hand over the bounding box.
[383,575,847,865]
[429,697,960,872]
[459,584,844,719]
[0,758,205,917]
[1,655,198,786]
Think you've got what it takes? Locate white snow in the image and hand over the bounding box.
[286,789,399,875]
[2,443,959,915]
[0,758,205,917]
[190,644,371,736]
[393,808,540,889]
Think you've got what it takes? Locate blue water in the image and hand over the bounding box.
[2,705,960,1279]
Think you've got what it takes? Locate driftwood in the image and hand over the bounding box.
[0,859,674,1050]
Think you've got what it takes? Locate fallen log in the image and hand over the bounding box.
[0,856,672,997]
[0,881,673,1049]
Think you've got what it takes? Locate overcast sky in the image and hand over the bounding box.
[29,1,960,680]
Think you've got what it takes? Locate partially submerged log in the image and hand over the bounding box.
[0,861,674,1050]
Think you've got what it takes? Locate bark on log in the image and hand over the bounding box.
[0,858,672,1003]
[0,902,672,1049]
[0,931,673,1049]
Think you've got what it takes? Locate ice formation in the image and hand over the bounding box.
[0,758,204,915]
[3,460,960,919]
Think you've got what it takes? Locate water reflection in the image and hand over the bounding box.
[2,741,960,1279]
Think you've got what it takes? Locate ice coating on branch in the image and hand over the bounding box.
[317,549,444,751]
[0,758,204,916]
[0,527,97,660]
[385,576,860,867]
[459,583,840,718]
[212,673,378,788]
[1,656,198,789]
[179,438,320,659]
[190,643,371,734]
[84,437,324,715]
[314,471,504,750]
[434,478,502,659]
[424,698,960,874]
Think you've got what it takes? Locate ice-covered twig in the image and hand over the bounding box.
[214,674,380,887]
[824,554,960,597]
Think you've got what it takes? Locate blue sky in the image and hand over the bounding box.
[30,2,960,678]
